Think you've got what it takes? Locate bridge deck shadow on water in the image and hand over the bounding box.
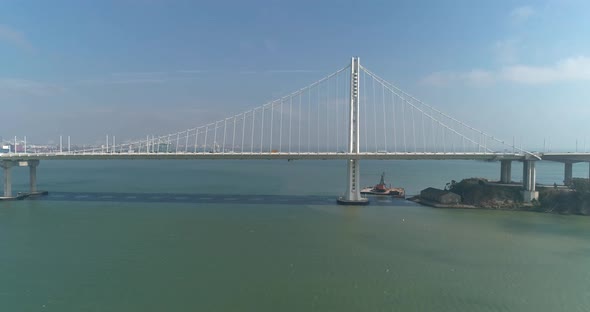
[30,192,412,206]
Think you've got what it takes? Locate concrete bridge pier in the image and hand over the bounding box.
[1,160,43,199]
[1,160,15,198]
[564,162,573,186]
[500,160,512,183]
[338,159,369,205]
[29,160,39,193]
[521,160,538,202]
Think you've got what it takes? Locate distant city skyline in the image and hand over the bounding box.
[1,0,589,149]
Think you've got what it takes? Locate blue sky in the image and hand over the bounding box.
[1,0,589,149]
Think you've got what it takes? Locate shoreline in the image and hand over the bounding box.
[408,197,590,216]
[409,178,590,216]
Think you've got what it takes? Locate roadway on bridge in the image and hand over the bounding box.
[1,152,528,161]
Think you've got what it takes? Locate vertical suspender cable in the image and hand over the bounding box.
[213,122,217,153]
[373,75,377,152]
[221,118,227,154]
[205,126,208,153]
[392,92,397,153]
[451,123,456,154]
[195,128,199,153]
[382,82,387,152]
[482,132,485,152]
[411,102,416,152]
[336,72,339,152]
[279,100,283,152]
[307,89,311,153]
[462,125,466,153]
[442,121,446,153]
[430,108,436,152]
[289,97,292,153]
[449,120,456,154]
[363,70,367,152]
[270,102,274,152]
[298,94,301,153]
[421,104,426,153]
[401,99,407,152]
[260,106,265,153]
[223,119,227,154]
[317,84,320,153]
[326,77,329,152]
[241,113,246,153]
[232,116,237,153]
[185,129,189,153]
[251,109,255,153]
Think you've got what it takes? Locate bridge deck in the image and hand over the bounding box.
[538,153,590,163]
[0,152,527,161]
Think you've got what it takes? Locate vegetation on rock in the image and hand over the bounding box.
[538,178,590,215]
[446,178,522,209]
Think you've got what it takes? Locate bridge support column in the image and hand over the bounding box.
[564,162,573,186]
[29,160,39,193]
[338,57,368,205]
[500,160,512,183]
[339,159,366,203]
[1,160,15,198]
[521,160,538,202]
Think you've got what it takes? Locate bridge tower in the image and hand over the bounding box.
[338,57,369,205]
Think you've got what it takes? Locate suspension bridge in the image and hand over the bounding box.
[2,57,589,203]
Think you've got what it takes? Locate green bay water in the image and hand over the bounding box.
[1,160,590,311]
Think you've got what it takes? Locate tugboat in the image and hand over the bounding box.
[361,172,405,198]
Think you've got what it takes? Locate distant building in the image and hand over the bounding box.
[0,143,26,153]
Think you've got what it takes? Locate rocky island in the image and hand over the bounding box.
[411,178,590,216]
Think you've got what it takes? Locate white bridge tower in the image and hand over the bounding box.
[338,57,369,205]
